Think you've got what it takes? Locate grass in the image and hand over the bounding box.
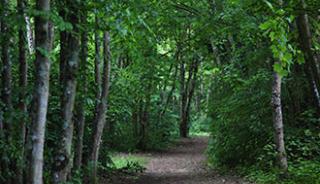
[110,154,150,169]
[189,131,210,136]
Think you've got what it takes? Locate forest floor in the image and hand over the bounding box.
[107,137,251,184]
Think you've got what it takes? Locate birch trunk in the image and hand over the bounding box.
[271,71,288,173]
[27,0,51,183]
[25,16,34,54]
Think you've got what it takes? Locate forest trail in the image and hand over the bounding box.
[132,137,250,184]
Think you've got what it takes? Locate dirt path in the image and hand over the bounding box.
[132,137,250,184]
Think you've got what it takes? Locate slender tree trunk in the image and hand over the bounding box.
[74,16,88,171]
[296,0,320,111]
[185,59,200,125]
[0,0,12,139]
[17,0,28,183]
[53,1,80,182]
[132,104,139,138]
[0,1,13,182]
[27,0,51,183]
[138,82,152,150]
[271,70,288,174]
[89,31,112,183]
[59,3,67,84]
[179,58,200,137]
[160,47,180,118]
[160,64,178,117]
[179,60,188,137]
[94,16,102,100]
[25,16,34,54]
[304,64,320,111]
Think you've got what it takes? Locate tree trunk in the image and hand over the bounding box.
[132,104,139,138]
[160,64,178,118]
[89,31,112,183]
[74,15,88,171]
[59,4,67,84]
[138,83,152,150]
[271,71,288,174]
[25,16,34,53]
[185,59,200,126]
[179,57,200,138]
[27,0,51,183]
[0,0,13,182]
[17,0,28,183]
[179,60,188,137]
[54,1,80,182]
[94,16,102,100]
[160,47,180,119]
[296,0,320,107]
[0,0,12,139]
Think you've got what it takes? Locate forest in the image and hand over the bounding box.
[0,0,320,184]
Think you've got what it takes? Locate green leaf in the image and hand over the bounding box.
[263,0,274,12]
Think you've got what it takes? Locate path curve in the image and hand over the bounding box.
[133,137,250,184]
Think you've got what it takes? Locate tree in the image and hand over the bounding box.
[271,67,288,173]
[53,0,81,182]
[74,7,89,171]
[296,0,320,110]
[89,31,112,183]
[27,0,52,183]
[180,57,200,138]
[17,0,28,182]
[0,0,12,139]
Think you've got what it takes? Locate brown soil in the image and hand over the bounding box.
[109,137,251,184]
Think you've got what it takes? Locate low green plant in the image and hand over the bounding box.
[244,161,320,184]
[110,154,149,170]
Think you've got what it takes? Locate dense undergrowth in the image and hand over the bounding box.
[207,65,320,184]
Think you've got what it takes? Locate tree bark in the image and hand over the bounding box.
[185,59,200,123]
[160,47,180,118]
[0,1,13,182]
[296,0,320,111]
[271,70,288,173]
[27,0,51,183]
[53,1,80,182]
[179,60,188,137]
[74,15,88,171]
[138,85,152,150]
[0,0,12,139]
[94,16,102,100]
[25,16,34,54]
[179,58,200,138]
[17,0,28,183]
[59,3,67,84]
[160,64,178,118]
[89,31,112,183]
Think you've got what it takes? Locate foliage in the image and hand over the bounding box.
[1,0,320,183]
[205,0,320,183]
[245,161,320,184]
[110,154,148,171]
[208,69,273,167]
